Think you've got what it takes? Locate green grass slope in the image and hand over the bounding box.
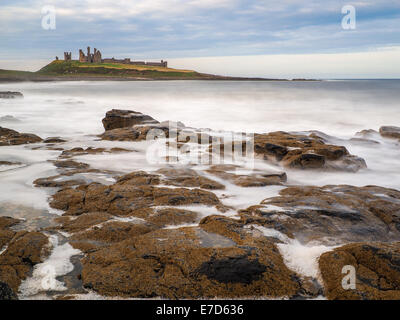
[36,60,214,79]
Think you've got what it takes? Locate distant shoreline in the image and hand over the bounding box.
[0,76,317,83]
[0,60,318,82]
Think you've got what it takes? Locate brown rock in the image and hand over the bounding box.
[0,127,42,146]
[240,185,400,244]
[0,216,20,230]
[71,221,156,244]
[100,125,170,142]
[282,152,325,169]
[206,165,286,187]
[51,182,223,216]
[34,175,86,188]
[379,126,400,140]
[79,222,301,299]
[319,242,400,300]
[43,137,67,143]
[0,231,49,294]
[156,167,225,190]
[60,147,107,158]
[254,131,366,171]
[54,212,113,233]
[146,207,198,227]
[102,109,159,131]
[53,160,90,170]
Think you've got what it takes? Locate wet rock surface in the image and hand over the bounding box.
[254,131,366,171]
[99,110,367,173]
[43,137,67,144]
[100,124,170,142]
[50,168,227,217]
[379,126,400,140]
[78,221,303,299]
[0,217,49,297]
[319,242,400,299]
[206,164,287,187]
[0,127,42,146]
[240,185,400,244]
[102,109,159,131]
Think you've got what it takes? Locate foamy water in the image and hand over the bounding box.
[1,80,399,217]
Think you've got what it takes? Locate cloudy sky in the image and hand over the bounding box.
[1,0,399,78]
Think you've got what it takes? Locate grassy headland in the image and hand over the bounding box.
[0,60,310,82]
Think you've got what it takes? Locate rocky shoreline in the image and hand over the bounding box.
[1,108,400,300]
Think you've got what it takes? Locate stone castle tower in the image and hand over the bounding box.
[64,52,72,61]
[79,46,102,63]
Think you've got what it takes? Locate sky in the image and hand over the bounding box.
[0,0,399,78]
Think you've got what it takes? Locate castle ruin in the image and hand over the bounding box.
[61,46,167,68]
[79,47,102,63]
[64,52,72,61]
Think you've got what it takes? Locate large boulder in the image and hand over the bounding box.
[102,109,159,131]
[0,127,42,146]
[319,242,400,300]
[379,126,400,140]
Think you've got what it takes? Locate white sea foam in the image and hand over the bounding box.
[19,235,82,298]
[248,225,337,280]
[277,241,337,279]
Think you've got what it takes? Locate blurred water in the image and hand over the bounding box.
[0,80,399,138]
[0,80,399,214]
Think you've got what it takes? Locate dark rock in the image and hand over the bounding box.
[0,127,42,146]
[196,256,267,284]
[254,131,366,171]
[0,92,23,99]
[53,160,89,169]
[206,165,286,187]
[0,281,17,300]
[102,109,159,131]
[380,126,400,140]
[283,153,326,169]
[43,137,67,143]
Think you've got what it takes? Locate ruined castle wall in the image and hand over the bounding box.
[75,47,167,67]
